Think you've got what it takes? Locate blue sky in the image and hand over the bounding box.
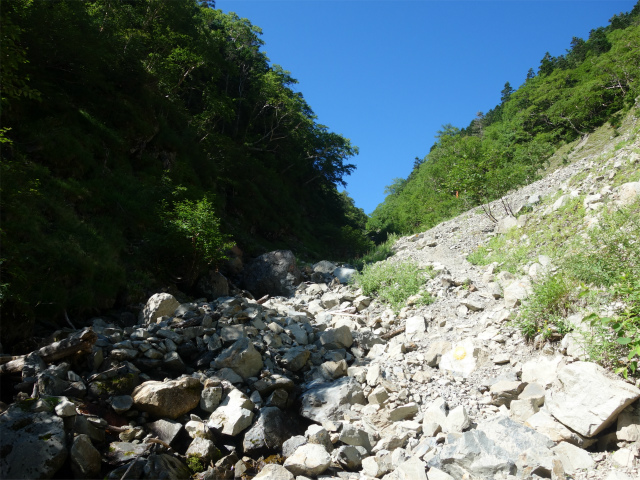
[218,0,637,215]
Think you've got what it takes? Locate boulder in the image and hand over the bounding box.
[242,407,292,454]
[212,337,263,379]
[196,270,229,300]
[143,453,191,479]
[546,361,640,437]
[618,181,640,206]
[243,250,302,298]
[551,442,595,474]
[283,443,331,477]
[0,408,68,479]
[132,377,201,419]
[139,293,180,325]
[185,437,220,465]
[318,326,353,350]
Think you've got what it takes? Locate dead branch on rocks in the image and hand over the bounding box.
[380,327,405,340]
[0,328,97,375]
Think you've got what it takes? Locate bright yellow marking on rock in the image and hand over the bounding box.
[453,346,467,360]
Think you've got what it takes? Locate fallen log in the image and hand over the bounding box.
[0,328,97,375]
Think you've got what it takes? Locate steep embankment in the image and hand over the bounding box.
[1,107,638,479]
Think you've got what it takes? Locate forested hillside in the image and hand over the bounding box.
[368,2,640,240]
[0,0,370,342]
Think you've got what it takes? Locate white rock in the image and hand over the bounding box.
[525,411,586,447]
[207,405,254,436]
[551,442,594,474]
[521,356,563,388]
[442,405,470,433]
[546,361,640,437]
[283,443,331,477]
[618,181,640,206]
[139,293,180,325]
[611,447,635,468]
[253,464,294,480]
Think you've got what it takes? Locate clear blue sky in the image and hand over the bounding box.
[218,0,636,215]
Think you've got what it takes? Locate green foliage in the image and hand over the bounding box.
[516,275,575,340]
[585,276,640,378]
[351,234,399,270]
[165,196,233,266]
[187,455,206,474]
[352,261,434,313]
[0,0,364,346]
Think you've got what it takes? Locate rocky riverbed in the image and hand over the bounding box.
[1,126,640,479]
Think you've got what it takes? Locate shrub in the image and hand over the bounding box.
[352,260,434,313]
[516,274,574,340]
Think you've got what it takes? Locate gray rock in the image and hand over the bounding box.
[106,442,149,465]
[143,453,191,479]
[146,419,183,446]
[442,405,470,433]
[305,424,333,452]
[318,326,353,350]
[521,356,562,388]
[552,442,594,474]
[477,415,554,459]
[197,270,229,300]
[300,376,365,423]
[524,411,587,447]
[140,293,180,325]
[200,386,223,413]
[253,464,295,480]
[252,374,295,396]
[395,456,428,480]
[503,278,532,308]
[111,395,134,414]
[132,377,202,419]
[242,407,292,454]
[339,423,372,451]
[243,250,302,298]
[436,429,516,479]
[617,402,640,442]
[281,347,310,372]
[185,437,220,464]
[213,337,263,379]
[70,434,102,479]
[282,435,307,458]
[389,402,419,421]
[546,361,640,437]
[0,408,68,479]
[208,404,254,436]
[283,443,331,477]
[490,380,526,407]
[333,445,364,470]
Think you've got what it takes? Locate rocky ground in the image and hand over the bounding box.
[1,118,639,479]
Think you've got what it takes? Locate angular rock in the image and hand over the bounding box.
[442,405,470,433]
[185,437,220,464]
[70,434,102,479]
[617,402,640,442]
[318,326,353,350]
[143,453,191,479]
[281,346,310,372]
[200,386,223,413]
[333,445,364,470]
[389,402,419,421]
[208,405,254,436]
[551,442,594,474]
[146,419,183,446]
[503,278,532,308]
[242,407,292,454]
[339,423,372,451]
[213,337,263,379]
[490,380,526,407]
[524,411,586,447]
[546,361,640,437]
[132,377,201,419]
